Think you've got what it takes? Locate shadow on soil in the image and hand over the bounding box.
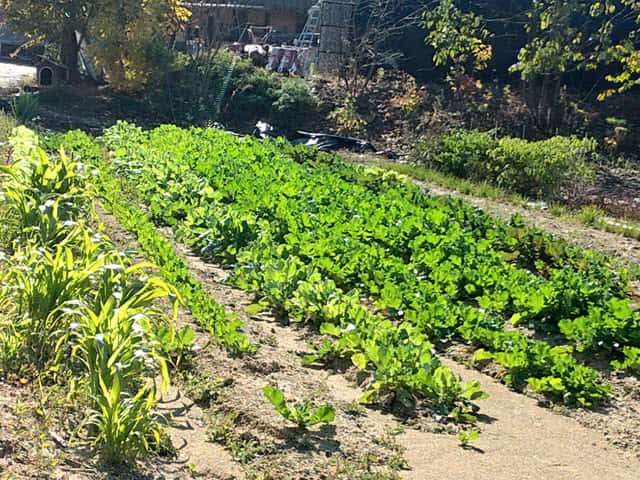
[275,424,341,455]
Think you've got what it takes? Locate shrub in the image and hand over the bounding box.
[228,64,279,119]
[416,129,497,178]
[490,136,596,198]
[11,93,39,124]
[328,96,368,136]
[163,51,284,125]
[414,130,596,199]
[270,77,318,130]
[154,50,319,128]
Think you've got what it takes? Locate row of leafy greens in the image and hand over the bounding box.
[47,123,640,410]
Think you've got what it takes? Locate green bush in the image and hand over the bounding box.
[163,51,320,127]
[11,93,39,124]
[157,51,278,124]
[228,64,278,119]
[415,130,596,198]
[491,136,596,197]
[270,77,318,130]
[417,129,497,178]
[135,49,320,127]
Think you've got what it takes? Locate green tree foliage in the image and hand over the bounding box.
[423,0,492,74]
[594,1,640,97]
[1,0,98,81]
[421,0,640,130]
[0,0,189,89]
[88,0,190,91]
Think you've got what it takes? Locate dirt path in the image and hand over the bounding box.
[156,385,242,479]
[353,156,640,268]
[399,358,640,480]
[0,62,35,89]
[168,238,406,479]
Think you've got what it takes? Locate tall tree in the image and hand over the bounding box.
[1,0,99,81]
[88,0,190,90]
[422,0,640,131]
[593,0,640,98]
[511,0,640,126]
[0,0,189,88]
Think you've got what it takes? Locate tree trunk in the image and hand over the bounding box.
[61,26,80,83]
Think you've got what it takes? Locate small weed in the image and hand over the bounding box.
[343,401,367,417]
[183,372,233,407]
[329,97,368,136]
[388,451,408,471]
[456,429,479,447]
[548,202,566,217]
[206,413,237,444]
[228,437,268,464]
[476,181,502,199]
[508,192,528,207]
[360,450,383,470]
[263,386,335,428]
[577,205,605,226]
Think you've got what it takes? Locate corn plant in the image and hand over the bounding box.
[91,254,178,315]
[0,192,76,247]
[84,372,162,465]
[1,127,185,465]
[2,145,87,198]
[0,321,24,373]
[0,202,19,252]
[0,146,92,247]
[67,273,177,463]
[0,243,101,367]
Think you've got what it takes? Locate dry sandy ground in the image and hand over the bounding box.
[0,61,36,88]
[400,358,640,480]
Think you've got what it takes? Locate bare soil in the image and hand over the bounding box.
[399,358,640,480]
[0,62,35,90]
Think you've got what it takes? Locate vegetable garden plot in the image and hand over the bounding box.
[47,124,640,415]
